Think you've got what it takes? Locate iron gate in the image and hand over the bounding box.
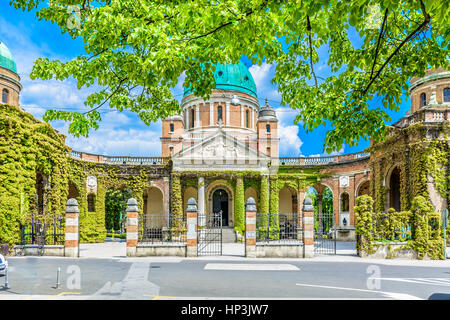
[314,211,336,255]
[197,212,222,256]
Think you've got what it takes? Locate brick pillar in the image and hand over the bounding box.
[186,198,198,257]
[245,197,257,258]
[65,198,79,258]
[126,198,139,257]
[302,197,315,258]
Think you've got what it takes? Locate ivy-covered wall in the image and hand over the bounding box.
[368,122,449,213]
[67,160,170,243]
[0,104,70,247]
[355,195,445,259]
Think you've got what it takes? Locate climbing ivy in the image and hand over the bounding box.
[0,104,70,248]
[356,195,445,260]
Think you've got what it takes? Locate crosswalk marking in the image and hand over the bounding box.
[377,278,450,286]
[204,263,300,271]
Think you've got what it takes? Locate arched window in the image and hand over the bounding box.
[217,106,223,122]
[2,89,8,104]
[444,88,450,103]
[245,110,249,128]
[169,123,174,132]
[389,167,401,212]
[190,109,194,128]
[420,93,427,107]
[266,124,271,133]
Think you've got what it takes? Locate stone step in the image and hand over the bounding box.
[221,227,237,243]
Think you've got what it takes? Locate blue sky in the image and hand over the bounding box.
[0,3,412,157]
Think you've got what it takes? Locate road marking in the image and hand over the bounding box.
[47,292,81,300]
[143,294,177,300]
[204,263,299,271]
[295,283,421,300]
[377,278,450,287]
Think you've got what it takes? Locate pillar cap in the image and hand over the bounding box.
[66,198,79,213]
[186,197,197,212]
[126,198,139,212]
[303,197,314,212]
[245,197,257,212]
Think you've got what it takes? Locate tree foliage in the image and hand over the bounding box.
[10,0,450,151]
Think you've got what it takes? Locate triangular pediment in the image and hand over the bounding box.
[172,129,269,171]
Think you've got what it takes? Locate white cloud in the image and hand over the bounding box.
[52,114,163,157]
[275,107,303,157]
[249,62,281,103]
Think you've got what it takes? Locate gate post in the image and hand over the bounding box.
[302,198,315,258]
[245,197,257,258]
[65,198,79,258]
[126,198,139,257]
[186,198,198,257]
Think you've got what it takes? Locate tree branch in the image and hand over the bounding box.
[173,1,268,42]
[361,0,430,97]
[83,78,127,115]
[306,15,318,88]
[369,8,389,82]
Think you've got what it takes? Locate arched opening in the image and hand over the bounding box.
[217,105,223,122]
[420,92,427,107]
[143,187,164,228]
[68,182,79,200]
[190,108,194,128]
[183,186,198,213]
[35,170,46,215]
[2,89,9,104]
[244,187,258,208]
[389,167,401,211]
[105,187,132,234]
[357,180,370,198]
[278,186,297,214]
[245,109,249,128]
[213,189,229,226]
[307,185,334,231]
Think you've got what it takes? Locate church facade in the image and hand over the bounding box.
[0,40,448,246]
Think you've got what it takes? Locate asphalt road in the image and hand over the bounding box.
[1,256,450,300]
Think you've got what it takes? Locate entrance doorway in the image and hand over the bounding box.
[213,189,229,226]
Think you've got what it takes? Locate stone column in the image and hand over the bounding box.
[126,198,139,257]
[302,197,315,258]
[209,103,213,125]
[186,198,198,257]
[245,197,257,258]
[195,105,200,127]
[226,102,230,125]
[198,177,206,227]
[65,198,79,258]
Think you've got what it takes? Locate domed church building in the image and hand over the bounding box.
[0,38,448,254]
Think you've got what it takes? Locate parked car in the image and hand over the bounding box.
[0,254,7,272]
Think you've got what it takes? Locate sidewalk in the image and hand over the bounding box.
[74,241,450,267]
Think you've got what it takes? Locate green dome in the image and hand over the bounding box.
[184,61,257,98]
[0,41,17,74]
